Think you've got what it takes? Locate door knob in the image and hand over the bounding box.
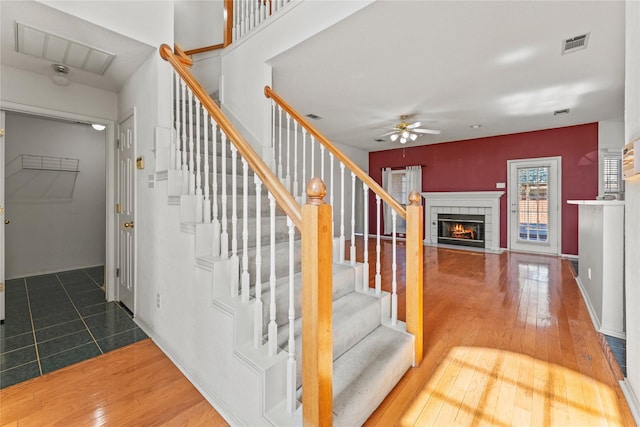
[124,221,134,228]
[4,219,9,224]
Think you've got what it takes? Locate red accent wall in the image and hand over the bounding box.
[368,123,599,255]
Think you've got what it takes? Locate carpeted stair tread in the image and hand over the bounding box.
[277,290,384,388]
[332,325,413,427]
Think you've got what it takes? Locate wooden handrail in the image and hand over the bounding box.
[224,0,233,47]
[173,44,193,68]
[264,86,407,219]
[184,43,225,56]
[160,44,302,229]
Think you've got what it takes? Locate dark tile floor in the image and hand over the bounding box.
[0,266,147,389]
[605,334,627,377]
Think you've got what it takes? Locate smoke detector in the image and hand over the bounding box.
[561,33,589,55]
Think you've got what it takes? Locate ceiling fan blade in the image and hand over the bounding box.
[413,128,442,135]
[378,130,398,137]
[407,121,422,129]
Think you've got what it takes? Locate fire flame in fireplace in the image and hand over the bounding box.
[450,223,475,240]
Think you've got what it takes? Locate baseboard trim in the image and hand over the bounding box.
[620,379,640,426]
[133,318,246,427]
[574,276,603,333]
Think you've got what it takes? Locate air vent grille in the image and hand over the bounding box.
[561,33,589,55]
[15,22,115,75]
[305,113,323,120]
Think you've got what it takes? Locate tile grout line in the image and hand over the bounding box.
[24,278,44,376]
[82,267,103,289]
[55,273,105,355]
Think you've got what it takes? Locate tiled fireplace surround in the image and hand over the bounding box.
[421,191,505,252]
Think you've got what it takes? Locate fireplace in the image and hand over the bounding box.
[438,214,485,248]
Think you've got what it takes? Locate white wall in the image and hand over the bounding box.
[4,113,106,278]
[221,1,374,148]
[38,0,173,47]
[623,0,640,422]
[175,0,224,50]
[0,65,117,121]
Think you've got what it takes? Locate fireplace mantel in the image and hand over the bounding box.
[421,191,505,252]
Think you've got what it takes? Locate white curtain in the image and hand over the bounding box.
[382,167,393,234]
[406,165,423,197]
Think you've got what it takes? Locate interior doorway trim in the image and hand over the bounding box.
[0,100,117,301]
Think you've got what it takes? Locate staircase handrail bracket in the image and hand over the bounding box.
[160,45,302,229]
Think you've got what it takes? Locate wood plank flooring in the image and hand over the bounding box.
[0,243,635,426]
[363,243,635,426]
[0,339,227,426]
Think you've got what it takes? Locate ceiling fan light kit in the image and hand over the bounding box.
[379,114,441,144]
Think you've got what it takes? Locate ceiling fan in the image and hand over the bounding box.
[379,115,441,144]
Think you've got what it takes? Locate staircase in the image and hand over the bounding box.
[155,44,422,426]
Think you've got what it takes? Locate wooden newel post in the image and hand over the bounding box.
[302,177,333,427]
[406,191,424,366]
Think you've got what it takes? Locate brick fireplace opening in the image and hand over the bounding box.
[438,213,486,248]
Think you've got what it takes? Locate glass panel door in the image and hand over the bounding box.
[518,166,549,243]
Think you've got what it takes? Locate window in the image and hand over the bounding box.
[603,155,623,195]
[389,171,407,205]
[387,170,407,233]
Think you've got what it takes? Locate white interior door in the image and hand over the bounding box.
[508,157,561,255]
[0,111,5,322]
[117,114,135,313]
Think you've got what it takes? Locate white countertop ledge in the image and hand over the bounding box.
[567,199,625,205]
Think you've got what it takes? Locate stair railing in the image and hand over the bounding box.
[224,0,293,45]
[265,86,424,365]
[161,44,320,416]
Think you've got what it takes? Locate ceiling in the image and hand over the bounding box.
[270,1,625,152]
[0,1,154,92]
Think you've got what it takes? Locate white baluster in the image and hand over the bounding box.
[211,119,220,257]
[188,88,195,195]
[278,107,283,180]
[180,80,188,193]
[268,192,277,356]
[375,195,382,295]
[350,172,356,265]
[362,183,369,292]
[391,210,398,326]
[286,216,296,413]
[339,163,345,263]
[203,109,211,223]
[330,153,335,238]
[230,145,239,296]
[301,128,307,198]
[195,98,202,196]
[194,98,202,222]
[320,145,325,181]
[285,113,291,191]
[310,136,315,178]
[271,100,276,172]
[292,121,299,198]
[172,71,179,169]
[220,133,229,259]
[253,176,263,348]
[241,157,250,303]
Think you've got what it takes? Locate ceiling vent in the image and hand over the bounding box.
[15,22,115,75]
[561,33,589,55]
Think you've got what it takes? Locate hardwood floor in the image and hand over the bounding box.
[363,243,635,426]
[0,339,228,426]
[0,243,634,426]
